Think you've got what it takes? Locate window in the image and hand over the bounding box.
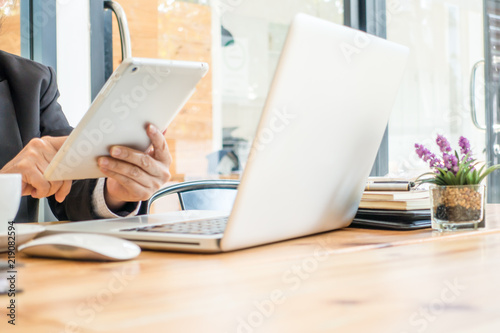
[0,0,21,56]
[386,0,485,177]
[108,0,344,181]
[216,0,344,176]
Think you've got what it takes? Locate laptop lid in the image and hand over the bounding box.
[220,13,409,251]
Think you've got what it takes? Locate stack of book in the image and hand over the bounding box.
[352,179,432,230]
[359,189,430,210]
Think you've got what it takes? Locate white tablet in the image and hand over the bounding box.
[44,58,209,181]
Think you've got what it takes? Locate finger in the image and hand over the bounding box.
[25,138,58,164]
[109,146,162,177]
[98,157,153,188]
[145,129,166,155]
[22,184,35,197]
[26,172,53,198]
[146,124,171,162]
[55,180,72,203]
[16,158,49,197]
[33,180,67,199]
[98,165,150,201]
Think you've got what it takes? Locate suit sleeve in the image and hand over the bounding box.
[40,67,99,221]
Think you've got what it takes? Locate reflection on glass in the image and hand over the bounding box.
[0,0,21,56]
[217,0,343,177]
[112,0,214,182]
[387,0,485,176]
[111,0,343,181]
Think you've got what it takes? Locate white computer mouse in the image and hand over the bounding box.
[18,233,141,261]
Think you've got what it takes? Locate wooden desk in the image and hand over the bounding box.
[2,206,500,332]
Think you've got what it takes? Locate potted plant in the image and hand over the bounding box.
[415,135,500,231]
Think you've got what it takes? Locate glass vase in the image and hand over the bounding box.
[430,184,486,232]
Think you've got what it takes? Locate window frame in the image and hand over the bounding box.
[20,0,57,69]
[87,0,388,175]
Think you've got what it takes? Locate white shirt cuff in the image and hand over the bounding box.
[92,178,141,218]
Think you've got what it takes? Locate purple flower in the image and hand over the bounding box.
[439,152,459,175]
[443,154,452,169]
[429,153,443,168]
[415,144,426,159]
[459,136,471,156]
[436,134,452,153]
[415,144,443,169]
[414,134,485,183]
[458,136,474,164]
[450,155,459,174]
[415,144,430,160]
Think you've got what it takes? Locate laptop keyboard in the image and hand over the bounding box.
[120,217,228,235]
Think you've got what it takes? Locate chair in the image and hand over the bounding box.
[140,179,240,215]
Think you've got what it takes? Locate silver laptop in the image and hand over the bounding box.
[44,13,409,253]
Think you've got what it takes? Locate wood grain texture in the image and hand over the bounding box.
[3,205,500,332]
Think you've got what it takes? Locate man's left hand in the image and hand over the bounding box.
[97,124,172,211]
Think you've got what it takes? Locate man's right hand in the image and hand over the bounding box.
[0,136,72,203]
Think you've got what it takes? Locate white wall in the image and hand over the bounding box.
[56,0,91,127]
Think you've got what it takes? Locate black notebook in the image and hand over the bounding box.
[350,208,432,230]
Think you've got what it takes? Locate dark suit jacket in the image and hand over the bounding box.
[0,50,98,222]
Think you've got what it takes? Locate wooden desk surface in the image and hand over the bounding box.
[2,206,500,332]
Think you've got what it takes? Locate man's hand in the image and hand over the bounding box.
[0,136,72,202]
[97,124,172,211]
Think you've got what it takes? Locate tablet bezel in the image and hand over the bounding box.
[44,58,208,181]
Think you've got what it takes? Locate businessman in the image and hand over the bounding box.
[0,49,171,222]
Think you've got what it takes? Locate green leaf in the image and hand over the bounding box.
[444,171,456,185]
[415,172,438,185]
[478,165,500,183]
[474,169,480,184]
[459,170,466,185]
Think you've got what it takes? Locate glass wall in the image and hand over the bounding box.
[217,0,344,177]
[111,0,344,182]
[386,0,485,177]
[0,0,21,56]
